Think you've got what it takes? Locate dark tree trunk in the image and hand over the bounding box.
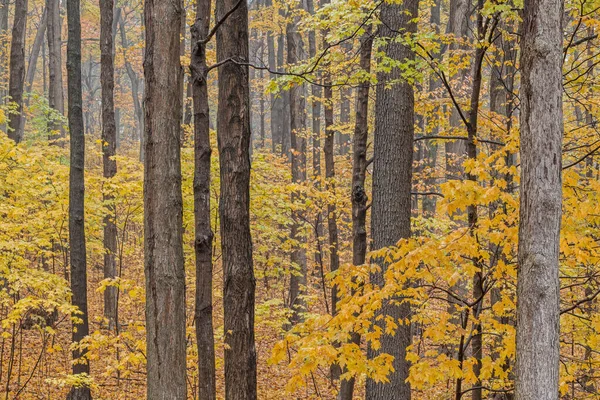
[215,0,257,398]
[100,0,118,331]
[190,0,216,398]
[320,0,340,331]
[47,0,65,140]
[286,4,308,325]
[366,1,418,399]
[143,0,187,398]
[8,0,28,143]
[338,26,373,400]
[66,0,91,399]
[515,0,563,398]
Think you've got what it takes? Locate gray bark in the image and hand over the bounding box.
[515,0,564,399]
[8,0,28,142]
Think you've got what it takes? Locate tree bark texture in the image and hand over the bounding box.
[100,0,118,330]
[515,0,563,399]
[191,0,216,397]
[366,1,418,399]
[8,0,28,142]
[47,0,65,140]
[66,0,91,398]
[215,0,257,398]
[143,0,187,398]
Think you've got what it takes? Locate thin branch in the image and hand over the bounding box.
[202,0,245,44]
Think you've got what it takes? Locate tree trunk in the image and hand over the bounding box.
[0,0,9,103]
[265,0,280,153]
[338,26,373,400]
[8,0,28,143]
[286,4,308,325]
[47,0,65,141]
[190,0,216,398]
[215,0,257,398]
[24,8,47,98]
[366,1,418,399]
[100,0,118,331]
[278,25,291,158]
[143,0,187,398]
[515,0,563,399]
[66,0,91,399]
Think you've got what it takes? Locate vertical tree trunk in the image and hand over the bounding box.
[338,42,352,155]
[366,1,418,399]
[47,0,64,140]
[143,0,187,398]
[100,0,118,331]
[190,0,216,398]
[66,0,91,399]
[320,0,341,334]
[515,0,563,399]
[215,0,257,398]
[8,0,28,143]
[265,0,280,153]
[286,3,308,324]
[24,8,47,98]
[278,27,291,157]
[0,0,9,103]
[338,26,373,400]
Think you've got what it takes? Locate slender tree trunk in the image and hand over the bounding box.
[24,8,47,98]
[0,0,9,102]
[286,3,308,325]
[366,1,418,399]
[8,0,28,143]
[265,0,280,153]
[515,0,563,399]
[66,0,91,399]
[100,0,118,331]
[190,0,216,398]
[215,0,257,398]
[47,0,65,141]
[338,26,373,400]
[320,0,341,334]
[338,42,352,155]
[278,25,291,157]
[143,0,187,398]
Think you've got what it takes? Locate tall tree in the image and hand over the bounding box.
[47,0,64,140]
[366,1,418,399]
[143,0,187,398]
[190,0,216,397]
[215,0,257,398]
[286,0,308,324]
[338,25,374,400]
[0,0,9,102]
[100,0,118,330]
[66,0,91,399]
[7,0,28,142]
[515,0,563,398]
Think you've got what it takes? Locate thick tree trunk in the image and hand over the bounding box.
[215,0,257,398]
[8,0,28,143]
[190,0,216,398]
[143,1,187,398]
[100,0,118,331]
[286,5,308,325]
[47,0,64,140]
[515,0,563,399]
[366,1,418,399]
[66,0,91,399]
[338,26,373,400]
